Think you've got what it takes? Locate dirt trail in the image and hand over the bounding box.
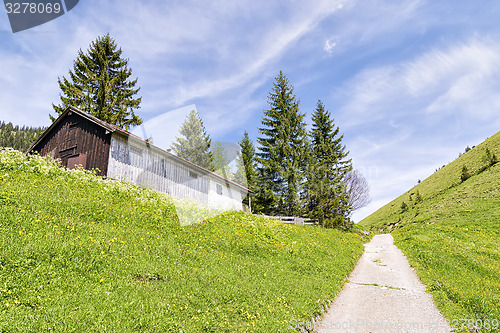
[315,234,451,333]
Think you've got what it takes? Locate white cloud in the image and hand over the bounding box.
[155,0,347,108]
[338,37,500,129]
[0,0,346,129]
[324,39,337,53]
[325,0,424,54]
[405,38,499,93]
[338,36,500,221]
[403,38,500,125]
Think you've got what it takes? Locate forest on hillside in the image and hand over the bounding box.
[0,121,45,152]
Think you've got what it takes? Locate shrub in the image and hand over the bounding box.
[483,148,498,167]
[460,165,471,182]
[323,215,346,229]
[415,190,423,203]
[400,201,408,213]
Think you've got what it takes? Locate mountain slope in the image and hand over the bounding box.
[360,131,500,332]
[360,131,500,231]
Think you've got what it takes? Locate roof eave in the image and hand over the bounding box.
[26,106,116,154]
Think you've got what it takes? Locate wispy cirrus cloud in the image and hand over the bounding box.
[338,36,500,130]
[320,0,424,55]
[139,0,347,110]
[0,0,347,128]
[339,35,500,220]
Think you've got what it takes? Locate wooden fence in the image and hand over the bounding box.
[261,215,319,226]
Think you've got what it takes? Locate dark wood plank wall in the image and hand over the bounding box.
[32,112,111,176]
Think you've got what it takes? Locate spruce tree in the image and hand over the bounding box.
[235,131,257,207]
[483,148,498,167]
[256,71,307,215]
[211,141,232,179]
[307,100,352,226]
[237,131,257,189]
[171,109,214,171]
[52,34,142,130]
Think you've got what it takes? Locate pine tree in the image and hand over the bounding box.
[256,71,307,215]
[400,201,408,213]
[52,34,142,130]
[307,100,352,226]
[171,109,214,171]
[415,190,423,203]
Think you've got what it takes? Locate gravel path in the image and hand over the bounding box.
[314,234,451,333]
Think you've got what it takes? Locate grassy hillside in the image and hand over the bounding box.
[360,131,500,332]
[361,131,500,231]
[0,149,366,332]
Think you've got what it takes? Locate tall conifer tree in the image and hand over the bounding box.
[52,34,142,130]
[235,131,257,207]
[237,131,257,189]
[307,100,352,226]
[171,109,214,171]
[256,71,307,215]
[211,141,232,178]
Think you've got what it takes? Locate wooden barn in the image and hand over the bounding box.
[28,106,251,211]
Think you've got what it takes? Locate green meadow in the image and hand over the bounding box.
[361,131,500,332]
[0,149,366,332]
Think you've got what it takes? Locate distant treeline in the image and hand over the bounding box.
[0,121,45,152]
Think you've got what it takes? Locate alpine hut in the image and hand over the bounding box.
[28,106,251,211]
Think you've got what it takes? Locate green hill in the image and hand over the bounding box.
[360,131,500,332]
[0,148,366,332]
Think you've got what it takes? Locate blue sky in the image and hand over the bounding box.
[1,0,500,221]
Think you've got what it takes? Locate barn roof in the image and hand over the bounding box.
[28,106,252,194]
[27,106,116,154]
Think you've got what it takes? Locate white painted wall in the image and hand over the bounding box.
[208,179,243,211]
[107,134,245,210]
